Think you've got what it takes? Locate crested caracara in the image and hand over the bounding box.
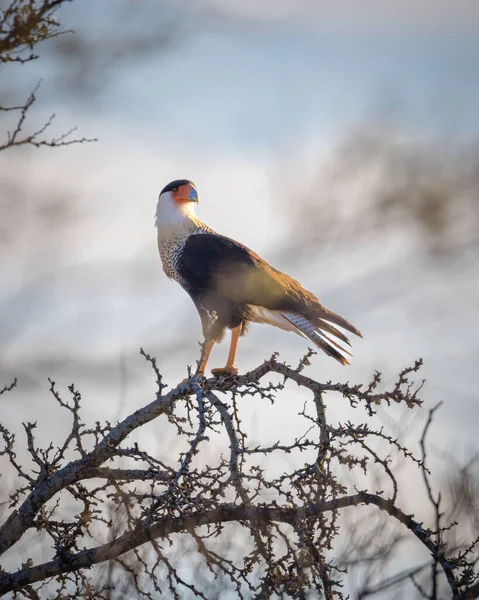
[156,179,362,376]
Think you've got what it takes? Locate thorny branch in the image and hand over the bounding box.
[0,0,69,65]
[0,81,96,151]
[1,1,96,153]
[0,352,477,598]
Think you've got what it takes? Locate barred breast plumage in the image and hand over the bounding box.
[157,220,213,287]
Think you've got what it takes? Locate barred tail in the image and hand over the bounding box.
[312,306,363,338]
[283,312,353,366]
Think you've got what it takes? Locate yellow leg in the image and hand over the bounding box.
[179,339,215,385]
[197,339,215,376]
[211,325,241,377]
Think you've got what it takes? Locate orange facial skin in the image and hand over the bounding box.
[172,183,197,204]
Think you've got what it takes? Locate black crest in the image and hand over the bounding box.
[160,179,193,196]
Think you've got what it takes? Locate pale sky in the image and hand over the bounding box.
[1,0,477,427]
[202,0,479,29]
[1,3,478,594]
[2,0,478,431]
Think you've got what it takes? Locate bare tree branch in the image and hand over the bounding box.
[0,351,476,597]
[1,1,96,155]
[0,80,96,151]
[0,0,70,64]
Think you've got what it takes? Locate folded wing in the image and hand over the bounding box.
[177,233,361,364]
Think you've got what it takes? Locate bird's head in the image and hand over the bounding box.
[156,179,199,227]
[159,179,199,206]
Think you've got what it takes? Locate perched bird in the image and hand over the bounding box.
[156,179,362,377]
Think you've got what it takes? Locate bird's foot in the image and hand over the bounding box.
[211,365,238,377]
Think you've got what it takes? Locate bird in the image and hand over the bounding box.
[156,179,362,377]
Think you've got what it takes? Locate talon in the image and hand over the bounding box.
[211,366,238,377]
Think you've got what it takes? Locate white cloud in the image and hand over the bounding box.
[201,0,479,31]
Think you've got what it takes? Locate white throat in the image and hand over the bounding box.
[155,194,200,240]
[155,191,213,281]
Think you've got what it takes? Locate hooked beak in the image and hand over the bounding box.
[171,183,199,204]
[188,187,198,203]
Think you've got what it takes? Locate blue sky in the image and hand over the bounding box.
[3,1,478,376]
[88,28,479,153]
[13,0,477,154]
[1,3,479,593]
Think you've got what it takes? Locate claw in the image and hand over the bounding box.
[211,366,238,377]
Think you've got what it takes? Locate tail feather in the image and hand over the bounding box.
[315,319,352,346]
[312,306,363,338]
[283,312,352,366]
[317,329,353,357]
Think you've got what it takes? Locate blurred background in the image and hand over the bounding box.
[1,0,479,596]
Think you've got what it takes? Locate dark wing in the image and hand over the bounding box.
[177,233,308,313]
[178,233,362,359]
